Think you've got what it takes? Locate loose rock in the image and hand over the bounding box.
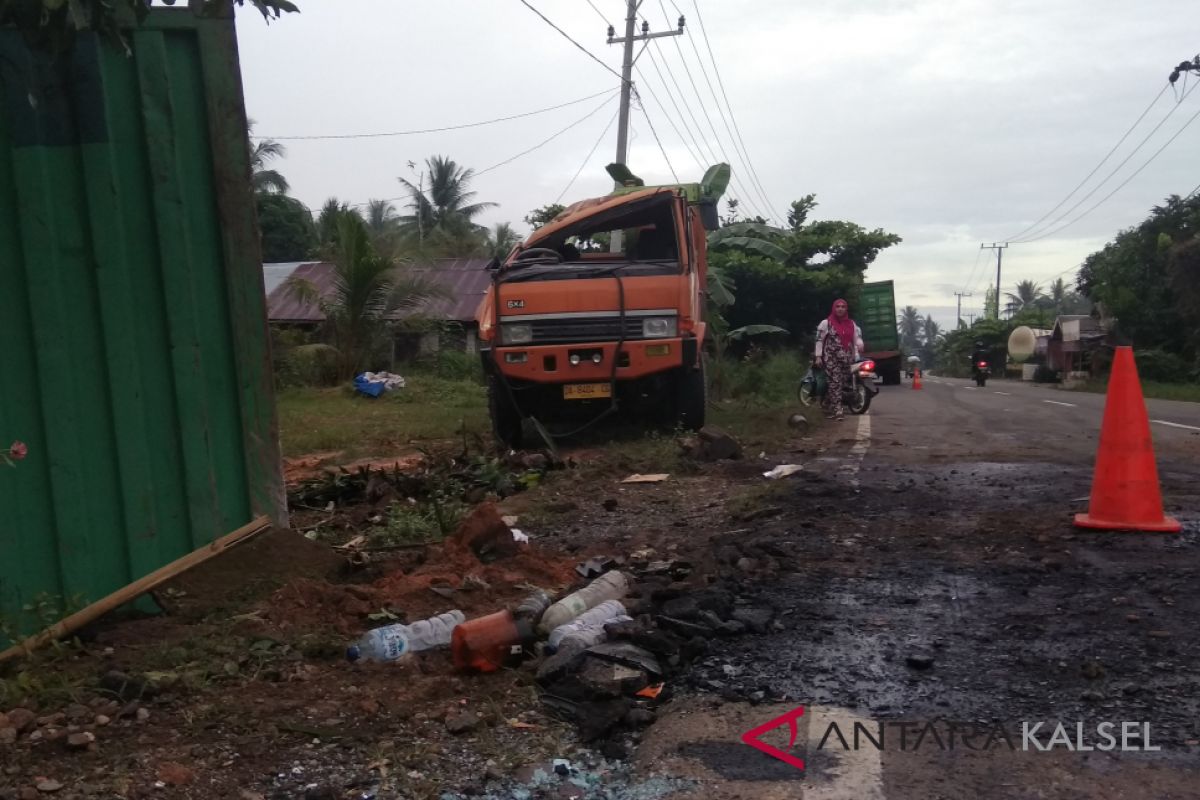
[906,654,935,670]
[445,710,482,735]
[65,732,95,750]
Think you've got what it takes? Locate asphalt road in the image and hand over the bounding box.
[649,376,1200,800]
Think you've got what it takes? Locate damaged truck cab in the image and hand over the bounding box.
[477,165,729,447]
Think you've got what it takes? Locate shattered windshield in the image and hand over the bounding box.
[506,192,681,274]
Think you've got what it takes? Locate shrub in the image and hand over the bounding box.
[1132,349,1192,383]
[285,344,341,387]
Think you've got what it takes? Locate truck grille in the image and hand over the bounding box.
[530,316,646,344]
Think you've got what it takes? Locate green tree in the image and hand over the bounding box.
[707,194,900,345]
[257,194,316,262]
[398,156,497,241]
[1005,280,1044,315]
[524,204,566,230]
[317,198,358,250]
[922,318,940,347]
[898,306,923,350]
[248,120,289,195]
[283,211,441,379]
[1079,193,1200,361]
[482,222,521,260]
[364,199,400,254]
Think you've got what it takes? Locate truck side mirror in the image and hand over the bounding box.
[697,200,720,231]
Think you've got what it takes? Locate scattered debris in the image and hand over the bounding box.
[763,464,804,479]
[620,474,670,484]
[679,427,742,461]
[575,556,618,579]
[353,371,406,397]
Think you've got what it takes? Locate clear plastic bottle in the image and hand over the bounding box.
[512,589,552,623]
[538,571,630,634]
[556,615,632,652]
[546,600,628,651]
[346,610,465,663]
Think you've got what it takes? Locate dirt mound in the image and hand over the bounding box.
[264,507,580,636]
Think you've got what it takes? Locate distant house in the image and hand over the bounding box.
[1047,315,1104,375]
[263,258,493,363]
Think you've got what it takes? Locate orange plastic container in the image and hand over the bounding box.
[451,610,532,673]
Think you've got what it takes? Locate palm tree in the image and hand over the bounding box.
[364,199,400,254]
[317,198,358,250]
[922,317,940,347]
[898,305,923,349]
[284,211,442,379]
[1004,280,1044,313]
[1049,277,1068,309]
[482,222,521,260]
[398,156,497,240]
[248,119,289,195]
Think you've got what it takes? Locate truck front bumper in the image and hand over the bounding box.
[482,337,694,383]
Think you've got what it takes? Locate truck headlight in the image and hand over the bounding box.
[641,317,677,338]
[501,323,533,345]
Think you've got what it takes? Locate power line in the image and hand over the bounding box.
[358,94,619,209]
[654,0,771,221]
[584,0,611,26]
[515,0,627,85]
[648,40,719,165]
[960,244,985,294]
[556,105,620,205]
[1011,80,1200,243]
[477,93,619,177]
[633,58,706,171]
[1016,97,1200,243]
[1003,84,1170,241]
[635,92,680,183]
[687,0,781,219]
[262,88,617,141]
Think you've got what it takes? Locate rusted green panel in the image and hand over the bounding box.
[0,8,285,640]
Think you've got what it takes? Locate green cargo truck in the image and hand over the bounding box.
[858,280,902,385]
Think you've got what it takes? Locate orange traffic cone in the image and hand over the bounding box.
[1074,347,1180,532]
[912,367,923,390]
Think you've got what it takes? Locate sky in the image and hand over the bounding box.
[235,0,1200,329]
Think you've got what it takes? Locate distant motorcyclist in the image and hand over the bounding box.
[970,341,989,370]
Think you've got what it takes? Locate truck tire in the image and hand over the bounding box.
[675,359,707,431]
[882,363,902,386]
[488,375,523,448]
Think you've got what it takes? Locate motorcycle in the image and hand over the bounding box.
[973,359,990,387]
[798,359,879,414]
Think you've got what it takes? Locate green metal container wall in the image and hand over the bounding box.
[859,280,899,351]
[0,9,285,638]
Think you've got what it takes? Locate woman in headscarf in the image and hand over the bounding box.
[814,298,864,421]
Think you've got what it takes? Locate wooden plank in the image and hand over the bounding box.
[0,516,271,663]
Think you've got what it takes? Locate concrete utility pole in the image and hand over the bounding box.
[966,312,978,326]
[954,292,972,328]
[980,243,1008,319]
[606,1,684,251]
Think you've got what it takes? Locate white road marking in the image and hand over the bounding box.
[1153,419,1200,432]
[1043,400,1077,407]
[963,386,978,390]
[993,391,1011,396]
[841,414,872,489]
[803,706,885,800]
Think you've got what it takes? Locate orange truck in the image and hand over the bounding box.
[477,164,730,447]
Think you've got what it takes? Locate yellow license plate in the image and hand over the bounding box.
[564,383,612,400]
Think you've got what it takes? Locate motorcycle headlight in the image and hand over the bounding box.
[501,323,533,345]
[641,316,677,338]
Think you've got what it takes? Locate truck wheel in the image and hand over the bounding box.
[883,364,902,386]
[488,375,523,448]
[675,359,707,431]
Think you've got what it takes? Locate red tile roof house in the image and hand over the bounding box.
[263,258,493,364]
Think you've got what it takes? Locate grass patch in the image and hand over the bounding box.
[276,373,487,457]
[1064,379,1200,403]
